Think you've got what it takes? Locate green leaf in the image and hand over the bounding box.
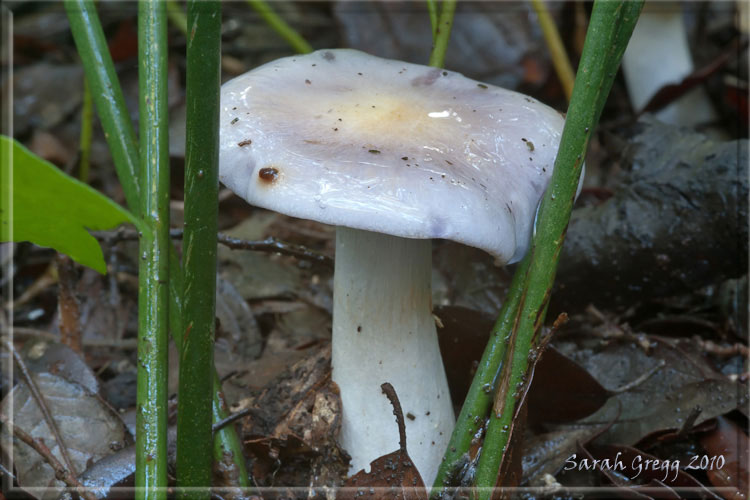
[0,135,141,273]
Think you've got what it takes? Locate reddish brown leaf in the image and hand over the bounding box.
[527,346,610,425]
[340,383,426,500]
[107,19,138,63]
[640,44,737,114]
[494,403,527,498]
[699,416,748,500]
[435,305,493,405]
[435,305,609,423]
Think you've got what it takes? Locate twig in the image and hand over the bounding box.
[695,337,750,358]
[212,407,253,435]
[610,359,666,394]
[94,228,334,269]
[0,413,96,500]
[1,328,58,342]
[2,340,77,477]
[0,461,15,480]
[381,382,407,453]
[217,233,332,269]
[1,328,139,349]
[6,262,57,310]
[676,405,702,437]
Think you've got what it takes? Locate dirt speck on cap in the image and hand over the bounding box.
[258,166,280,184]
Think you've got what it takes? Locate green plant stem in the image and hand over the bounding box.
[426,0,438,40]
[211,374,250,494]
[245,0,312,54]
[64,0,140,213]
[473,1,644,496]
[430,258,528,494]
[427,0,456,68]
[166,0,189,37]
[176,1,221,497]
[530,0,575,101]
[136,2,170,499]
[78,77,93,183]
[65,2,249,487]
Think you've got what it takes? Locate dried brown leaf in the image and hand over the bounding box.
[341,384,426,500]
[1,373,128,500]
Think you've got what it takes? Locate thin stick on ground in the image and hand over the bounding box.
[0,413,97,500]
[94,228,334,269]
[217,233,333,269]
[2,340,77,478]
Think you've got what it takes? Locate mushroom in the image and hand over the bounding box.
[219,49,570,485]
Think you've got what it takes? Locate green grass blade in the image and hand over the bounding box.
[245,0,312,54]
[78,77,94,183]
[64,0,140,214]
[66,2,250,487]
[166,0,189,37]
[427,0,456,68]
[136,1,171,499]
[176,1,222,497]
[430,258,528,494]
[473,1,645,496]
[426,0,438,40]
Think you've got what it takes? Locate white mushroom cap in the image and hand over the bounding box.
[219,49,566,264]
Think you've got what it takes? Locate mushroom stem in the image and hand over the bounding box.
[332,227,455,486]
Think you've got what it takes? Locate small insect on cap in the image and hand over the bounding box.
[220,49,567,264]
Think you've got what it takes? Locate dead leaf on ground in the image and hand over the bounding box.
[214,275,263,376]
[527,346,611,426]
[244,345,348,488]
[1,373,129,500]
[68,268,134,348]
[556,337,747,447]
[522,427,607,486]
[21,339,99,394]
[341,383,426,500]
[433,245,513,317]
[699,416,748,499]
[435,305,610,424]
[219,213,307,301]
[494,403,527,498]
